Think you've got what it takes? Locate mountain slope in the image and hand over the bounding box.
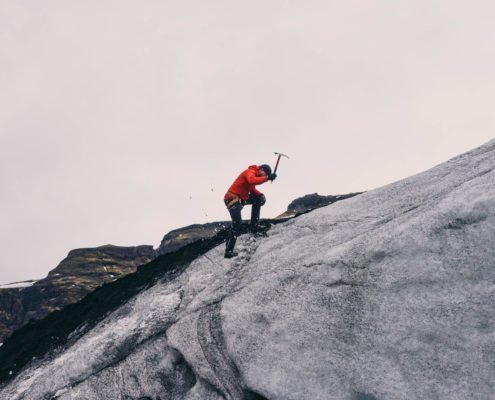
[1,140,494,400]
[0,194,358,344]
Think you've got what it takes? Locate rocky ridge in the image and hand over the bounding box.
[277,192,363,218]
[0,245,156,342]
[0,194,357,343]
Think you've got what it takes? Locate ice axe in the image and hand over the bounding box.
[272,152,289,182]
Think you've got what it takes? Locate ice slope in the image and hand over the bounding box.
[1,140,494,400]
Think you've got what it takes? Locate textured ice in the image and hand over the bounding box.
[1,140,494,399]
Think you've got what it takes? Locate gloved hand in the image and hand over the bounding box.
[268,173,277,181]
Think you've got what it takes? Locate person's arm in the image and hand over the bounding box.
[245,170,269,185]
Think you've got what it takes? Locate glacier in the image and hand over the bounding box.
[1,140,494,400]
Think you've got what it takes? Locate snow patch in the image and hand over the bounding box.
[0,280,37,289]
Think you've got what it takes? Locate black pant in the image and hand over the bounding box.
[224,193,265,254]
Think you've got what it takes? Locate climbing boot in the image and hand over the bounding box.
[224,250,239,259]
[225,231,238,258]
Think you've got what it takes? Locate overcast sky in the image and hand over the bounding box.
[1,0,494,284]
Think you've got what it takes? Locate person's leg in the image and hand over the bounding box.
[224,199,243,257]
[246,193,266,229]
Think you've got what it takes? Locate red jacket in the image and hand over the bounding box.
[225,165,268,200]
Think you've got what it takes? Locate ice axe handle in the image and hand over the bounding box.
[273,152,289,174]
[274,154,282,174]
[271,152,289,183]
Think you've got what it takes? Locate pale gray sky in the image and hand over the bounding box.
[1,0,494,284]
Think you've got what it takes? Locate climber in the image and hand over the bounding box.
[223,164,277,258]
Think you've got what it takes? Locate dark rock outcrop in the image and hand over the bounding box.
[276,192,362,218]
[0,287,25,342]
[0,245,156,342]
[157,222,230,256]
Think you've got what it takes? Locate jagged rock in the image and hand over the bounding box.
[0,245,156,342]
[276,192,362,218]
[0,288,25,341]
[157,222,230,255]
[1,140,493,399]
